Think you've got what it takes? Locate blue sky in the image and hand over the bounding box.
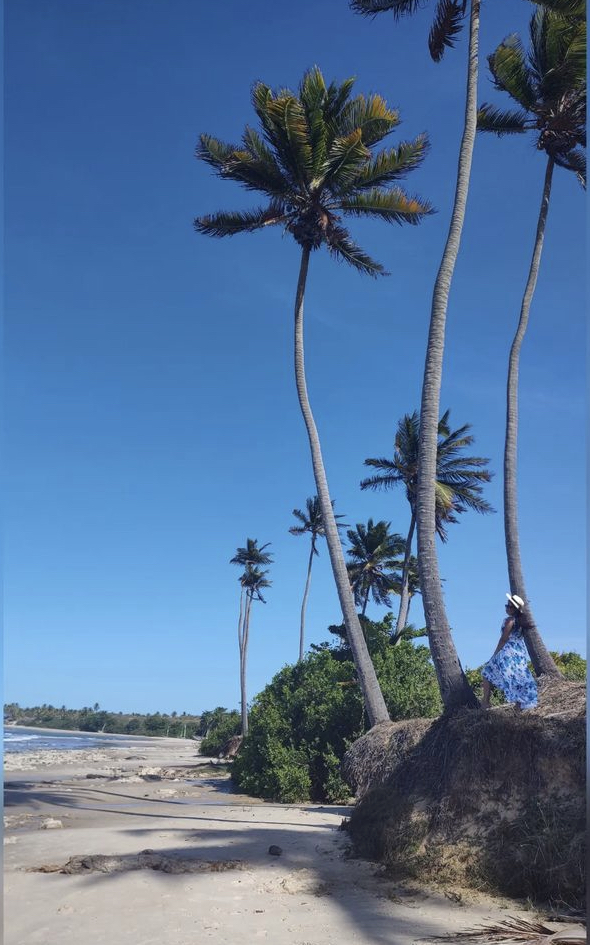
[4,0,586,715]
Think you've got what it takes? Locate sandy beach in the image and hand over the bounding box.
[5,735,525,945]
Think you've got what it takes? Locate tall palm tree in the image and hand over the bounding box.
[477,7,585,677]
[231,539,273,735]
[289,497,347,662]
[351,0,483,710]
[346,519,405,617]
[361,409,493,634]
[196,67,432,726]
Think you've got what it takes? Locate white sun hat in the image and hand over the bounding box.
[506,593,525,610]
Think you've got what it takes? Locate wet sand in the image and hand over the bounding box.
[5,736,520,945]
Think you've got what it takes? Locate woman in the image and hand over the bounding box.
[481,594,538,710]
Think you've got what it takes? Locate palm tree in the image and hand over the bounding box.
[231,539,273,735]
[477,7,585,677]
[196,67,432,726]
[346,519,405,617]
[361,409,493,634]
[289,497,347,662]
[351,0,483,710]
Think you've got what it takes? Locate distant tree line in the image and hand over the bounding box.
[3,703,203,739]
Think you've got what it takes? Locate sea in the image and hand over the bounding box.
[3,726,151,754]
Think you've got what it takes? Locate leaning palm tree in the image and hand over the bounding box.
[351,0,483,709]
[346,519,405,617]
[289,497,347,662]
[196,67,433,726]
[477,7,585,677]
[361,410,493,634]
[231,539,273,735]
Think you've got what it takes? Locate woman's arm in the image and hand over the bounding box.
[491,617,514,656]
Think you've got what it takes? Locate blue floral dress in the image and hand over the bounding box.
[482,619,538,709]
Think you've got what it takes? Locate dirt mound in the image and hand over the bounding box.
[343,680,585,907]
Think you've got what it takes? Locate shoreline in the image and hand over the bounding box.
[4,722,198,742]
[4,737,530,945]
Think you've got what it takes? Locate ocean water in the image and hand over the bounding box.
[3,727,149,753]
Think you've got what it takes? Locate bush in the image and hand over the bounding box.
[232,635,441,803]
[200,709,241,756]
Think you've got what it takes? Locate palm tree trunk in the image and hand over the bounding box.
[395,511,416,637]
[415,0,480,710]
[240,592,252,736]
[504,156,560,678]
[293,245,389,726]
[361,584,371,618]
[298,541,315,662]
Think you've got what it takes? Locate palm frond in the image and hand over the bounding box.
[339,187,434,225]
[324,224,387,276]
[432,914,586,945]
[350,0,423,19]
[355,135,430,188]
[428,0,466,63]
[265,94,313,184]
[361,457,403,492]
[488,37,538,111]
[323,129,371,189]
[338,93,400,146]
[525,0,585,19]
[553,146,586,185]
[477,104,529,135]
[239,127,294,196]
[300,67,329,182]
[194,204,287,237]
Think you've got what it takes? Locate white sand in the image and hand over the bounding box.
[5,737,522,945]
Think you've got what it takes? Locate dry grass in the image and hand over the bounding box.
[343,680,585,908]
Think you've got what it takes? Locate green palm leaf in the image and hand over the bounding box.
[488,37,538,110]
[194,204,287,237]
[355,135,430,188]
[299,67,329,181]
[553,146,586,185]
[477,104,529,135]
[350,0,423,19]
[339,188,434,225]
[324,225,387,276]
[338,94,400,146]
[428,0,466,63]
[526,0,585,18]
[323,129,371,189]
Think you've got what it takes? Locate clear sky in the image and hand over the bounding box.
[4,0,586,716]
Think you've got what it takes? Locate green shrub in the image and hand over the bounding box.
[550,651,586,681]
[200,709,241,756]
[232,634,442,803]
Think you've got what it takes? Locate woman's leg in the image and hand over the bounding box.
[481,677,492,708]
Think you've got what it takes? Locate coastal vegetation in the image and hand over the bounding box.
[232,619,442,803]
[3,703,202,738]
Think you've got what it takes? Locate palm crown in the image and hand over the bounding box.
[346,519,405,611]
[361,410,493,541]
[351,0,470,63]
[230,538,273,569]
[195,66,432,276]
[240,565,272,603]
[477,7,586,185]
[289,497,347,554]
